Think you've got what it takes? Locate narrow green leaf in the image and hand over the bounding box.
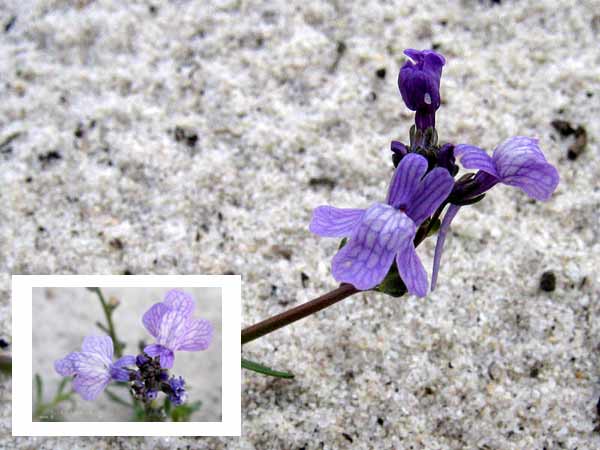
[95,321,110,334]
[242,358,295,379]
[105,389,133,409]
[34,374,43,405]
[57,377,69,396]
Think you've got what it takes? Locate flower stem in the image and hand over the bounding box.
[91,287,122,358]
[241,283,359,345]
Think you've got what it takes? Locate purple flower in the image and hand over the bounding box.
[166,376,187,406]
[310,153,454,296]
[431,136,559,289]
[54,335,135,400]
[398,49,446,131]
[142,289,213,369]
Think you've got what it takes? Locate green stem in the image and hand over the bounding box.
[91,288,122,358]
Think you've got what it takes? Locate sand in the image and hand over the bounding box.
[1,0,599,448]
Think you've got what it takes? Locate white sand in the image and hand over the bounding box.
[1,0,599,448]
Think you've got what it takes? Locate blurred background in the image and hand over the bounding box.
[31,286,222,421]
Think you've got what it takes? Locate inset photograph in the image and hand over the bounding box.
[12,275,240,436]
[34,287,220,422]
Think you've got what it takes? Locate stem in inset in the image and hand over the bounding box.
[91,287,122,358]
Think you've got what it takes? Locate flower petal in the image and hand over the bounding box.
[493,136,545,165]
[70,351,111,377]
[72,372,111,401]
[309,206,365,237]
[142,302,169,338]
[163,289,195,317]
[396,242,428,297]
[406,167,454,226]
[81,335,113,364]
[174,318,213,352]
[157,310,188,351]
[109,355,136,382]
[331,203,415,290]
[144,344,175,369]
[500,161,559,201]
[386,153,428,209]
[454,144,498,176]
[54,353,78,377]
[491,137,559,201]
[431,204,461,290]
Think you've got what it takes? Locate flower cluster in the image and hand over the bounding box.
[129,353,187,405]
[55,289,212,407]
[310,49,559,297]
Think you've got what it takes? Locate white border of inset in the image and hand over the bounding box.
[12,275,241,436]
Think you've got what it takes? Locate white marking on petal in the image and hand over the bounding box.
[424,93,432,104]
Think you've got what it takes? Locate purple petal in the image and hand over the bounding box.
[395,242,428,297]
[500,161,559,201]
[72,372,111,401]
[157,309,188,351]
[174,318,213,351]
[81,335,113,363]
[163,289,195,317]
[112,355,135,368]
[69,352,111,377]
[406,167,454,226]
[386,153,428,209]
[431,204,461,290]
[491,137,559,201]
[331,203,415,290]
[454,144,498,177]
[54,353,78,377]
[142,302,169,338]
[493,136,545,164]
[144,344,175,369]
[110,356,135,382]
[109,367,131,382]
[309,206,365,237]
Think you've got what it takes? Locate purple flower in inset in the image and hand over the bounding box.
[431,136,559,289]
[54,335,135,400]
[142,289,213,369]
[166,376,187,406]
[310,153,454,296]
[398,49,446,131]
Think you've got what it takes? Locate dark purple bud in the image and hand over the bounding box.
[398,49,445,130]
[136,353,150,368]
[437,144,458,176]
[391,140,408,167]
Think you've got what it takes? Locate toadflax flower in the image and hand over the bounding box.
[142,289,213,368]
[310,153,454,296]
[398,49,446,131]
[54,335,135,400]
[431,136,559,289]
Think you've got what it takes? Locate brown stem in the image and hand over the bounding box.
[242,284,359,345]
